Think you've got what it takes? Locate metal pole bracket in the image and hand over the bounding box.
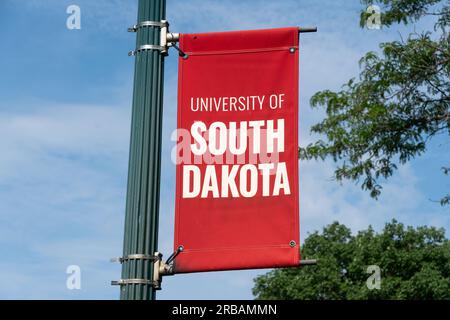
[128,20,180,56]
[110,253,159,264]
[111,279,159,286]
[111,252,176,290]
[128,20,168,33]
[153,251,175,290]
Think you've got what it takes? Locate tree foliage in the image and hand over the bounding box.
[300,0,449,202]
[253,220,450,299]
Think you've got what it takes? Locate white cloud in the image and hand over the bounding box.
[0,103,129,299]
[0,103,130,178]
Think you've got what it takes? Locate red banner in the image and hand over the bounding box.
[174,27,300,273]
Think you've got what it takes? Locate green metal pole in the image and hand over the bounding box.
[120,0,166,300]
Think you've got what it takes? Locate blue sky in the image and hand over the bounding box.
[0,0,448,300]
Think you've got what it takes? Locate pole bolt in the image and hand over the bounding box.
[289,240,297,247]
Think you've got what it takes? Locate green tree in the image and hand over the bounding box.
[300,0,449,203]
[253,220,450,299]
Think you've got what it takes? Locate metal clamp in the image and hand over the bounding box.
[128,20,168,32]
[111,252,175,290]
[110,253,158,263]
[128,20,180,56]
[111,278,158,286]
[128,44,166,56]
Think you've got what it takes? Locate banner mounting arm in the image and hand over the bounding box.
[161,26,318,47]
[299,259,318,266]
[129,25,316,56]
[298,27,317,33]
